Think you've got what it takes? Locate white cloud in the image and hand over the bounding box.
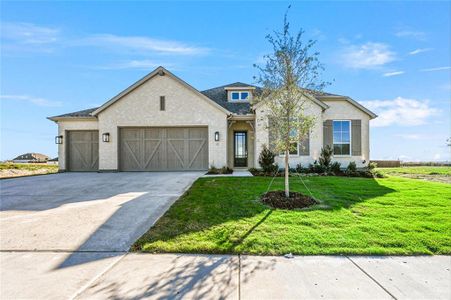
[1,22,60,44]
[395,29,426,40]
[340,42,395,69]
[441,83,451,91]
[383,71,404,77]
[420,66,451,72]
[0,95,62,107]
[433,153,441,160]
[1,22,209,56]
[80,34,210,55]
[96,60,175,70]
[361,97,439,127]
[395,134,421,140]
[408,48,432,55]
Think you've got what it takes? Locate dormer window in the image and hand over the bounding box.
[230,91,250,101]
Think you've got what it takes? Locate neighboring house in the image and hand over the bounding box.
[12,153,49,163]
[47,157,59,165]
[48,66,377,172]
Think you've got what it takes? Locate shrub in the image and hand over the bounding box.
[208,166,219,174]
[330,161,341,174]
[318,145,333,169]
[258,145,277,173]
[248,167,258,175]
[207,165,233,175]
[295,163,307,173]
[220,166,233,174]
[309,160,327,174]
[368,162,377,170]
[345,161,358,176]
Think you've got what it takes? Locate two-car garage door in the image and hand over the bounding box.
[119,127,208,171]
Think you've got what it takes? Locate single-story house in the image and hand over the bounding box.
[48,66,377,172]
[12,153,49,163]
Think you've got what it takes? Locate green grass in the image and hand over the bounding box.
[133,176,451,255]
[377,166,450,176]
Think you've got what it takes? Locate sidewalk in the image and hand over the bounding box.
[1,252,449,299]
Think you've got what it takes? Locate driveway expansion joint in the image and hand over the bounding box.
[70,252,128,300]
[346,256,398,300]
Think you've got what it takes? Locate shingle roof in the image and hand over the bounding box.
[201,82,262,115]
[50,107,98,119]
[13,153,49,161]
[49,80,344,118]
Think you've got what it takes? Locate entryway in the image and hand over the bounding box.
[234,131,248,167]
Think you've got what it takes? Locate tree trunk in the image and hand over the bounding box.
[285,149,289,198]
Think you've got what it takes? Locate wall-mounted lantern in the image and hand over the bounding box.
[55,135,63,144]
[214,131,220,142]
[102,133,110,142]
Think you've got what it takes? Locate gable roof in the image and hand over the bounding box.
[201,82,261,115]
[47,67,376,120]
[91,66,230,116]
[316,95,378,119]
[13,153,49,161]
[48,107,98,121]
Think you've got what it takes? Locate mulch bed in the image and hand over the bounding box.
[261,191,318,209]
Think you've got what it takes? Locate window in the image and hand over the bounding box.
[240,92,249,100]
[231,92,240,100]
[333,120,351,155]
[160,96,165,111]
[230,91,250,101]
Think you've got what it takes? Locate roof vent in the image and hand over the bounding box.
[158,69,165,76]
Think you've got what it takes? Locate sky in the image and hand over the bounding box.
[1,1,450,162]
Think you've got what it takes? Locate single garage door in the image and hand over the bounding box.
[67,130,99,171]
[120,127,208,171]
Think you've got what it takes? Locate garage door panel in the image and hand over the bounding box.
[143,140,164,169]
[68,131,99,171]
[120,127,208,171]
[188,139,207,169]
[167,141,185,170]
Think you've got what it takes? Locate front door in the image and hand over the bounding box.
[234,131,248,167]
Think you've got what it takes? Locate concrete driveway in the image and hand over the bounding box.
[0,172,201,252]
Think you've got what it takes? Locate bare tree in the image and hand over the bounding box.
[254,7,329,197]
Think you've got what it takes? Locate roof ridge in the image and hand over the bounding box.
[201,82,259,92]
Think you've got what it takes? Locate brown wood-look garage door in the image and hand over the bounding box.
[67,131,99,171]
[119,127,208,171]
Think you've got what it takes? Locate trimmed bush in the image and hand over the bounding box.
[258,145,277,173]
[330,161,341,174]
[318,145,333,170]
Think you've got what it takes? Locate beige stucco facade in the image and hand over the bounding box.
[321,99,371,168]
[57,119,98,170]
[52,67,375,172]
[255,98,371,169]
[96,74,228,171]
[56,73,228,171]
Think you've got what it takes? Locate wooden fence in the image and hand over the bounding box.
[370,160,401,168]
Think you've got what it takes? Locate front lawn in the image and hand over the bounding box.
[133,176,451,255]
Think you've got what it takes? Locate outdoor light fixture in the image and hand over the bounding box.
[102,132,110,142]
[55,135,63,144]
[214,131,220,141]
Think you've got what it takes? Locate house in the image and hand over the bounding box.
[48,66,377,172]
[47,157,59,165]
[12,153,49,163]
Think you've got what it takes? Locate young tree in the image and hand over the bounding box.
[254,7,329,197]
